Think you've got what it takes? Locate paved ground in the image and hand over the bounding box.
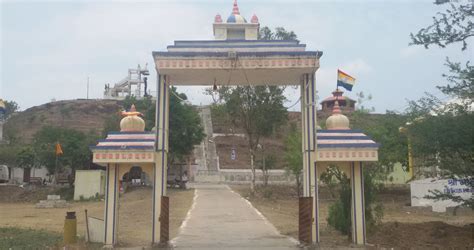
[171,183,299,250]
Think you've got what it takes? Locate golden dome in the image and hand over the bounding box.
[120,104,145,132]
[326,100,350,130]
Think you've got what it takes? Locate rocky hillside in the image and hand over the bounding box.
[4,99,123,143]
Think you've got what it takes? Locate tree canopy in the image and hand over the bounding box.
[409,1,473,208]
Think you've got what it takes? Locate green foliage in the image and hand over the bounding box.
[223,86,288,149]
[258,26,298,41]
[33,126,98,174]
[102,112,121,137]
[284,124,303,196]
[3,100,19,119]
[409,1,473,208]
[323,166,383,235]
[113,89,205,163]
[0,145,21,166]
[256,152,277,186]
[324,167,352,234]
[410,3,473,51]
[168,87,206,162]
[351,112,409,171]
[0,227,61,249]
[17,146,39,169]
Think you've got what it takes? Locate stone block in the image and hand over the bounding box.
[47,195,61,200]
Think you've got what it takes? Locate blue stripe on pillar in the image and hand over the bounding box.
[156,75,161,150]
[105,164,109,244]
[161,76,167,196]
[351,161,357,242]
[314,162,319,243]
[112,164,118,244]
[360,162,366,244]
[305,74,311,196]
[311,74,316,150]
[152,163,156,244]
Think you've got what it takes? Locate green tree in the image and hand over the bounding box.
[105,89,205,164]
[220,86,288,191]
[17,146,39,169]
[322,165,383,235]
[168,87,206,163]
[33,126,97,177]
[283,124,303,196]
[3,100,19,119]
[409,1,474,208]
[258,26,298,41]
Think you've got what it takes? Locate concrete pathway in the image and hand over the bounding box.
[171,183,299,250]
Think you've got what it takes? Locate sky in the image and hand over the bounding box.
[1,0,472,113]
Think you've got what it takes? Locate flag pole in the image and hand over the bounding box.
[54,150,58,185]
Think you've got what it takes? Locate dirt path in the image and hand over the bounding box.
[0,186,194,247]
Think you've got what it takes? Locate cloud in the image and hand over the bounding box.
[400,46,424,58]
[340,58,374,75]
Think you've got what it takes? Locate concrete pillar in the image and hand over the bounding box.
[351,162,366,245]
[104,164,119,247]
[153,74,170,245]
[301,73,319,243]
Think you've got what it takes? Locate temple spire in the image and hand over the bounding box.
[332,98,342,115]
[232,0,240,15]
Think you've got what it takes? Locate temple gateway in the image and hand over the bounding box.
[91,0,379,247]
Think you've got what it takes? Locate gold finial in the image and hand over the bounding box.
[121,104,142,117]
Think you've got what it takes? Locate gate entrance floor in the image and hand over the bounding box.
[171,184,298,249]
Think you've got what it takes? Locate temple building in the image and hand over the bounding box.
[320,88,356,114]
[213,0,259,40]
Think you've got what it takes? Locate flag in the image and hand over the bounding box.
[55,142,63,156]
[337,69,356,91]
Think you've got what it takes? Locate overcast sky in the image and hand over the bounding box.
[1,0,471,113]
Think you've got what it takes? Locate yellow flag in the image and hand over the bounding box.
[55,142,63,156]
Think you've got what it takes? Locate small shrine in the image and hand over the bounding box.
[320,88,356,114]
[314,100,379,244]
[90,105,167,247]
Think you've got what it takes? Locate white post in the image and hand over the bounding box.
[301,73,318,243]
[104,164,119,247]
[351,161,366,245]
[153,74,170,245]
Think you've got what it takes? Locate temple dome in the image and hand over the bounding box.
[227,0,247,23]
[326,100,350,130]
[120,104,145,132]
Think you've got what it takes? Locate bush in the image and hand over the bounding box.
[323,165,383,235]
[326,175,352,234]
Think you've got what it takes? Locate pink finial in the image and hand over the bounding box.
[215,14,222,23]
[251,14,259,23]
[332,98,342,115]
[232,0,240,15]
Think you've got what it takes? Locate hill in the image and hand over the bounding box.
[4,99,122,143]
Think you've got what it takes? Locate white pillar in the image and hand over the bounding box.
[301,73,319,243]
[351,161,366,245]
[153,74,170,245]
[104,164,119,247]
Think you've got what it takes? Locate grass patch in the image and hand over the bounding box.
[0,227,61,249]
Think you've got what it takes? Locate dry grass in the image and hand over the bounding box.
[231,184,474,248]
[0,186,194,247]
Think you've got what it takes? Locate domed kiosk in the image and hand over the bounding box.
[313,100,380,244]
[90,105,166,246]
